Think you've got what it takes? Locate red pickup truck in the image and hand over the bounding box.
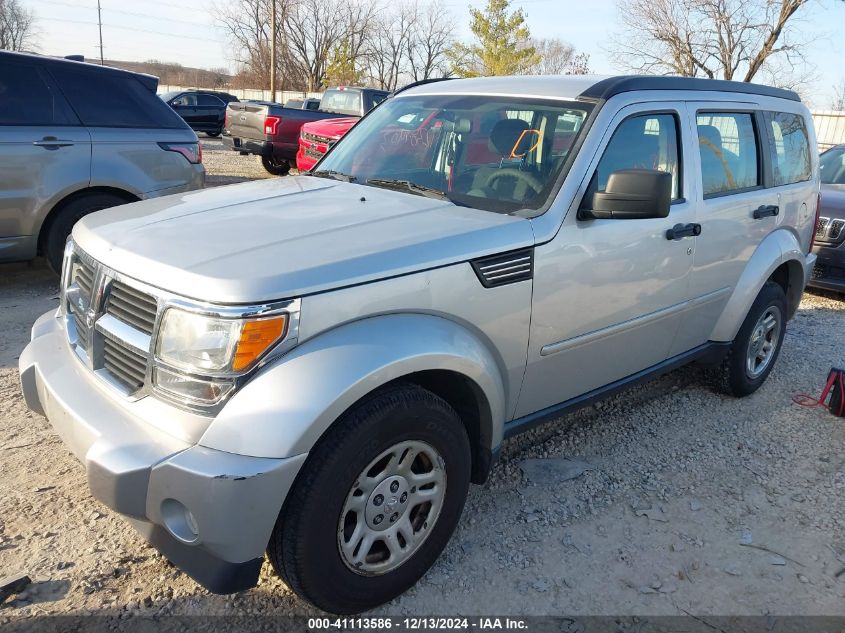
[222,87,389,175]
[296,116,359,172]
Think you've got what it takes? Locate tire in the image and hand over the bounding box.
[206,130,221,138]
[268,383,471,614]
[261,154,291,176]
[43,192,130,274]
[716,281,787,397]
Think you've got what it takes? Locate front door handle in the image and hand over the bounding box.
[33,137,74,149]
[666,223,701,240]
[753,204,779,219]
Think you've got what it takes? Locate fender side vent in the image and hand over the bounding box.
[471,248,534,288]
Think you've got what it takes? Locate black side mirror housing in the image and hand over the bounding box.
[582,169,672,220]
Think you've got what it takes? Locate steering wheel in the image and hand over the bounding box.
[485,168,544,196]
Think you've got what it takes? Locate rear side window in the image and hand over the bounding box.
[592,113,682,200]
[766,112,811,186]
[198,94,223,107]
[51,68,185,128]
[0,62,76,126]
[696,112,760,197]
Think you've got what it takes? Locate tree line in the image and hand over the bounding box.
[214,0,592,92]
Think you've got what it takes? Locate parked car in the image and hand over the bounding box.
[160,90,238,137]
[223,86,389,175]
[809,144,845,293]
[296,116,357,172]
[0,51,205,273]
[284,97,321,111]
[20,75,818,614]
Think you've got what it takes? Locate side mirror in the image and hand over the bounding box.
[582,169,672,220]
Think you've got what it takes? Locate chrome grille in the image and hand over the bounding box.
[63,246,157,397]
[102,337,147,392]
[106,280,157,335]
[816,216,845,244]
[302,131,336,145]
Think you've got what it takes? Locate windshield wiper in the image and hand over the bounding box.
[365,178,462,204]
[309,170,357,183]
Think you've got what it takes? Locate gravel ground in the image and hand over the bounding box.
[201,137,279,187]
[1,151,843,618]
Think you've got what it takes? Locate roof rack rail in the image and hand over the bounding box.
[392,77,454,96]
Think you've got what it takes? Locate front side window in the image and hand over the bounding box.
[767,112,811,186]
[697,112,760,196]
[171,94,198,107]
[315,94,593,214]
[820,147,845,185]
[589,113,681,202]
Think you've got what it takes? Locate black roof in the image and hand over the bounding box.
[580,75,800,102]
[0,50,159,92]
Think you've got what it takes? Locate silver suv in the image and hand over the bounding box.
[0,51,205,272]
[19,76,819,613]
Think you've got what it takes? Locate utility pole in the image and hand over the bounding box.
[97,0,104,65]
[270,0,277,102]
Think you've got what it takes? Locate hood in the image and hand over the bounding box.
[304,116,358,139]
[74,176,534,303]
[821,184,845,220]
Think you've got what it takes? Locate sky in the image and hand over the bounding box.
[23,0,845,108]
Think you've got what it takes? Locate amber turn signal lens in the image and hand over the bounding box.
[232,316,287,372]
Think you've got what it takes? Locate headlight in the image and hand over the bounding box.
[156,308,288,374]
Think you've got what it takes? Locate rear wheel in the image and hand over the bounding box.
[43,192,130,274]
[268,383,471,614]
[206,130,221,138]
[717,281,787,396]
[261,155,291,176]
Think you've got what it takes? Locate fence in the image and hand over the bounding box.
[157,84,323,104]
[812,111,845,150]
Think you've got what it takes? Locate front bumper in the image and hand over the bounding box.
[18,311,307,594]
[809,244,845,293]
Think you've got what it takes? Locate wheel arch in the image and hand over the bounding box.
[36,186,140,255]
[709,230,808,342]
[200,314,507,483]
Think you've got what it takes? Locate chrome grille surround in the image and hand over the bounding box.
[302,131,337,145]
[816,216,845,244]
[60,241,301,414]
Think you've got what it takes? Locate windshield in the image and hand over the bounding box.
[321,89,362,116]
[315,94,593,214]
[820,147,845,185]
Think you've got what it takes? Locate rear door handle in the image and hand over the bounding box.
[753,205,779,219]
[33,138,74,149]
[666,223,701,240]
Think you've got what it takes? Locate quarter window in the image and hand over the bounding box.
[696,112,759,196]
[591,113,682,201]
[767,112,811,186]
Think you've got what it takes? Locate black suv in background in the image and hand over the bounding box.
[811,144,845,294]
[160,90,239,137]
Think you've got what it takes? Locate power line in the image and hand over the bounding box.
[28,0,214,27]
[38,16,222,44]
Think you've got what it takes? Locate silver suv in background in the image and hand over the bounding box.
[20,75,818,613]
[0,51,205,273]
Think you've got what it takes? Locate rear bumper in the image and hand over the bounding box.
[19,311,307,593]
[222,135,271,157]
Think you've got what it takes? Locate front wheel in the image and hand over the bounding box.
[717,281,787,397]
[268,384,471,614]
[261,154,291,176]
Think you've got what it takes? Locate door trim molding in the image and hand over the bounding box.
[539,286,731,357]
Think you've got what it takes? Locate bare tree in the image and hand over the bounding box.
[0,0,36,51]
[529,38,591,75]
[405,1,456,82]
[832,79,845,111]
[609,0,812,83]
[365,3,418,90]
